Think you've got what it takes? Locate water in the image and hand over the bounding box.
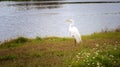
[0,1,120,42]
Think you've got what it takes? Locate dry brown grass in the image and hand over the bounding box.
[0,32,120,67]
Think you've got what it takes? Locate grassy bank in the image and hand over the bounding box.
[0,31,120,67]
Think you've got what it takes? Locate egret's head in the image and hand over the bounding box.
[65,19,74,23]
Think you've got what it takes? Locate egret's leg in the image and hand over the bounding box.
[72,36,76,46]
[74,39,76,46]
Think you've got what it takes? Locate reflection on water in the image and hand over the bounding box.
[6,1,120,10]
[7,2,63,10]
[0,1,120,42]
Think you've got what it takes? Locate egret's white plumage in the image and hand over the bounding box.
[66,19,82,44]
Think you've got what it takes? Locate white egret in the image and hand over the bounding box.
[65,19,82,44]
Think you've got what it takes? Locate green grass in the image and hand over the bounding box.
[0,32,120,67]
[0,37,30,49]
[0,55,17,60]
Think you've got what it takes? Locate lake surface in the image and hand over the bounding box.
[0,1,120,42]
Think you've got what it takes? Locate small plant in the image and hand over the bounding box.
[0,37,30,48]
[0,55,17,60]
[14,37,30,43]
[69,44,120,67]
[35,36,42,40]
[115,26,120,32]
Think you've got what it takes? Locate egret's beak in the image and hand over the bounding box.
[65,19,72,23]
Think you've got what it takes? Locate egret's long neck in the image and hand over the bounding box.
[70,22,74,28]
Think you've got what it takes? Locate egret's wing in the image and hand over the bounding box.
[69,26,82,43]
